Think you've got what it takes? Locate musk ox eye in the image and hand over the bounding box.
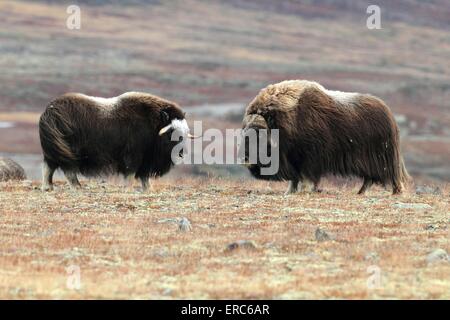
[266,116,275,128]
[160,110,170,123]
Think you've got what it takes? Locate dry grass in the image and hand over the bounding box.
[0,177,448,299]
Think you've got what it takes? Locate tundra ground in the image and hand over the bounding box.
[0,178,448,299]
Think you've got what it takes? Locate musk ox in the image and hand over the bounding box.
[241,80,409,195]
[0,157,26,182]
[39,92,197,191]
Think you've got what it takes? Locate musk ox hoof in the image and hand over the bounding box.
[138,185,152,193]
[284,181,299,195]
[284,189,297,195]
[68,182,82,190]
[41,185,53,192]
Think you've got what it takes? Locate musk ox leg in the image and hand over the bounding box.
[392,181,403,195]
[285,179,299,195]
[358,177,373,195]
[302,178,321,193]
[64,170,81,189]
[42,161,56,191]
[312,180,323,193]
[298,179,311,192]
[140,176,150,192]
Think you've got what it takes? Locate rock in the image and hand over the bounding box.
[425,224,437,231]
[416,185,442,195]
[226,240,257,252]
[0,157,26,182]
[364,252,379,262]
[162,288,173,296]
[315,227,331,242]
[364,198,380,205]
[21,180,33,187]
[152,247,169,258]
[178,217,192,232]
[426,249,449,264]
[392,202,432,210]
[157,218,179,224]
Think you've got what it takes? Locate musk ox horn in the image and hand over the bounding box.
[158,124,173,136]
[187,133,201,139]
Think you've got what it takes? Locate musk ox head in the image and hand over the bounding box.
[158,109,200,162]
[240,82,307,181]
[240,112,280,179]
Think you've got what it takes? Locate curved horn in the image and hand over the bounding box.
[159,124,173,136]
[187,133,202,139]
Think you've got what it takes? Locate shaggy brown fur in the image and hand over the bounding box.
[242,80,410,195]
[0,157,26,182]
[39,92,187,191]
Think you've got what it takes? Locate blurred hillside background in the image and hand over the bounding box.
[0,0,449,181]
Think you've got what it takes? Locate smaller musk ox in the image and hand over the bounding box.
[39,92,197,191]
[0,157,26,182]
[242,80,409,195]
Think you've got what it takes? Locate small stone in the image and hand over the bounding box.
[226,240,257,252]
[364,198,379,204]
[21,180,33,187]
[364,252,379,262]
[392,202,432,210]
[315,228,331,242]
[178,217,192,232]
[416,185,442,195]
[162,288,173,296]
[425,224,437,231]
[157,218,178,224]
[426,249,449,264]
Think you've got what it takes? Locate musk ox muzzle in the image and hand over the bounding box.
[239,114,280,175]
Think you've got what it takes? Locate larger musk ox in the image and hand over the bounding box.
[39,92,196,191]
[241,80,409,195]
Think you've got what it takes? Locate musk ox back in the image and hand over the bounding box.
[39,92,194,191]
[0,157,26,182]
[242,80,409,195]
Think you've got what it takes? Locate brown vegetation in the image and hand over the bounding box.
[0,178,448,299]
